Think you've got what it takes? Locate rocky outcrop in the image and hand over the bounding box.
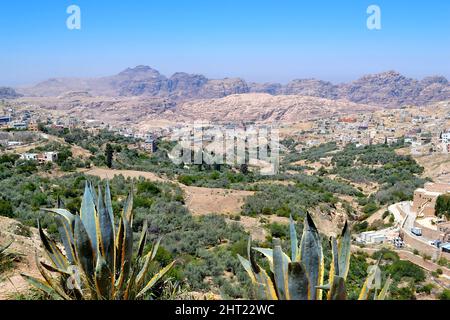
[337,71,441,107]
[198,78,249,99]
[168,72,208,99]
[249,82,282,95]
[283,79,339,99]
[169,93,379,123]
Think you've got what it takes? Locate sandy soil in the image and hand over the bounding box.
[184,186,254,216]
[0,216,42,300]
[413,153,450,183]
[84,168,254,216]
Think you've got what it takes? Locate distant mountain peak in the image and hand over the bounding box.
[16,67,450,107]
[117,65,162,78]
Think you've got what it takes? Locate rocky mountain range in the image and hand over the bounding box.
[17,66,450,107]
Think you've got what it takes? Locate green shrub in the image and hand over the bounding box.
[439,289,450,300]
[388,260,426,283]
[416,283,434,294]
[0,198,13,218]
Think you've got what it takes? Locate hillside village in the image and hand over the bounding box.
[1,94,450,300]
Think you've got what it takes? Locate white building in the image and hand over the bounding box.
[20,152,58,163]
[358,231,388,244]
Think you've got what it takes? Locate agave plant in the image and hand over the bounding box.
[238,213,391,300]
[21,181,176,300]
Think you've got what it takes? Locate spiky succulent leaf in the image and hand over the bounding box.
[37,220,68,270]
[273,238,290,300]
[94,256,113,300]
[287,262,310,300]
[289,216,299,262]
[55,215,76,264]
[136,261,176,298]
[255,268,278,300]
[105,180,115,236]
[237,254,256,283]
[74,215,96,284]
[253,248,274,272]
[80,182,98,252]
[299,213,324,300]
[338,221,351,280]
[20,274,63,300]
[328,275,347,300]
[376,276,392,300]
[96,198,115,271]
[34,253,71,300]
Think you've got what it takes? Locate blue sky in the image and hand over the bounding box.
[0,0,449,85]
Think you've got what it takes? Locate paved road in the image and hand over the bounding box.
[389,201,430,246]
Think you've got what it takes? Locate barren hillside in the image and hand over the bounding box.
[160,93,380,123]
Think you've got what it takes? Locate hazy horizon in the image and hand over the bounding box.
[1,0,450,86]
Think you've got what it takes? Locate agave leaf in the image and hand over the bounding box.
[136,236,161,287]
[253,248,274,272]
[136,261,176,298]
[115,216,125,277]
[122,192,134,225]
[34,253,71,300]
[299,213,324,300]
[43,208,75,223]
[124,263,143,300]
[80,182,98,252]
[238,254,256,283]
[376,276,392,300]
[247,237,260,274]
[89,181,98,208]
[37,220,68,270]
[338,221,351,280]
[330,237,339,276]
[327,237,339,300]
[104,180,115,236]
[358,278,371,300]
[20,273,63,300]
[137,220,148,259]
[96,193,115,271]
[272,238,290,300]
[316,283,331,290]
[74,215,96,285]
[289,216,299,262]
[94,256,113,300]
[287,262,310,300]
[54,215,76,264]
[40,261,72,276]
[115,217,133,292]
[136,252,152,287]
[358,265,378,300]
[150,237,162,261]
[255,267,278,300]
[328,275,347,300]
